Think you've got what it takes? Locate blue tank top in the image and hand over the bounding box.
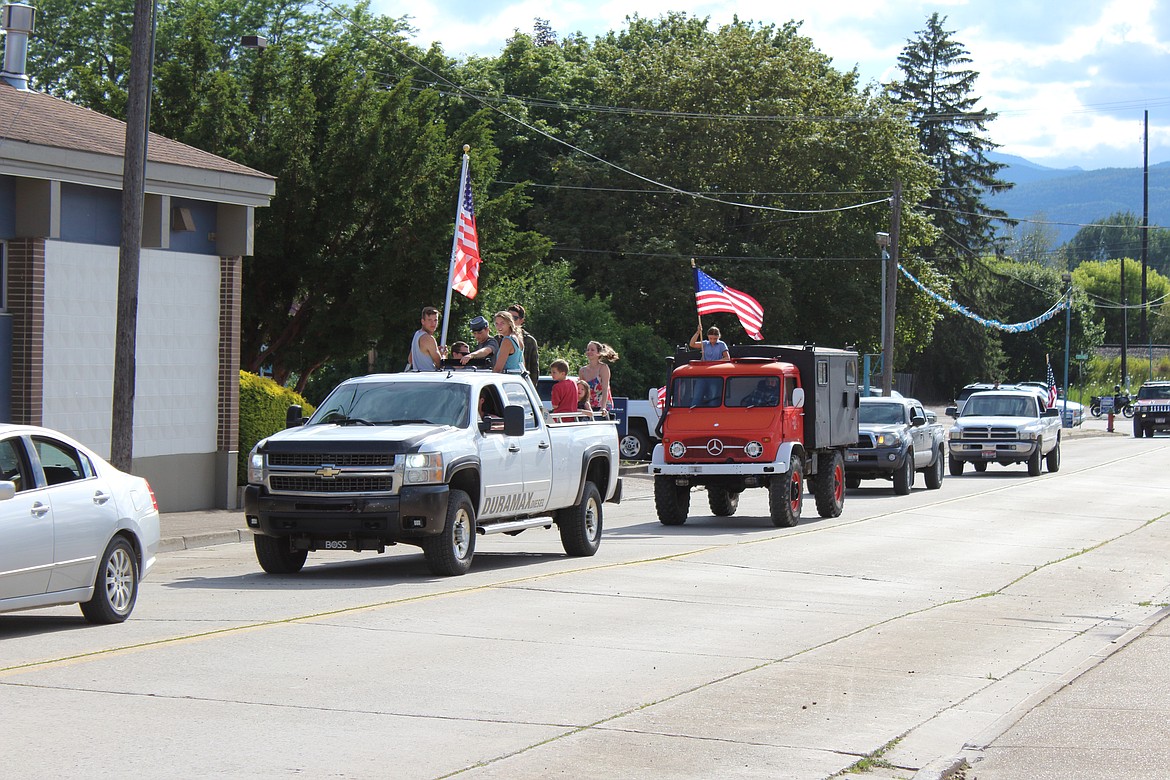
[502,335,523,372]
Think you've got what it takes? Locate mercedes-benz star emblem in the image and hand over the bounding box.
[706,439,724,456]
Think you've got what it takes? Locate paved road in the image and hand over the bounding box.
[2,432,1168,779]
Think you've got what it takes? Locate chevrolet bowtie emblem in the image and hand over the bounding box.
[315,466,342,479]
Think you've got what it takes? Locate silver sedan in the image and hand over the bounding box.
[0,425,161,623]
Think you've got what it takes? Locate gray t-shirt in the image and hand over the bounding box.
[411,329,437,371]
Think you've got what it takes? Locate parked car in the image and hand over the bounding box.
[0,425,160,623]
[1132,380,1170,438]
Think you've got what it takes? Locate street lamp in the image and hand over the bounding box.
[1062,272,1072,428]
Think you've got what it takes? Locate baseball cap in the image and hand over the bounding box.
[469,316,489,332]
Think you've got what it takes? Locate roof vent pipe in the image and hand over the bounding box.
[1,3,36,91]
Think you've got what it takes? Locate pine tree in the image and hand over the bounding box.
[888,13,1011,265]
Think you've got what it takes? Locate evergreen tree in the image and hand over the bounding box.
[888,12,1011,264]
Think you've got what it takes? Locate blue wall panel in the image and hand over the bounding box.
[60,182,121,246]
[0,175,14,238]
[168,198,218,255]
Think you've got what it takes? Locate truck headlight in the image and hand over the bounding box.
[404,452,443,484]
[745,441,763,458]
[874,434,888,446]
[247,449,264,484]
[1020,430,1038,441]
[669,441,686,459]
[948,429,962,440]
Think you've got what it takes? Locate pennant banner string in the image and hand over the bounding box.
[898,264,1067,333]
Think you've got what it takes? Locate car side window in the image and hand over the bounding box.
[503,383,540,431]
[0,437,32,493]
[33,437,88,486]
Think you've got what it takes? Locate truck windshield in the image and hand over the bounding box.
[309,382,470,427]
[859,403,904,425]
[1138,385,1170,400]
[725,376,781,408]
[670,377,724,408]
[963,396,1034,418]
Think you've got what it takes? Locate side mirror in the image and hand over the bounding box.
[285,404,304,428]
[503,405,526,436]
[0,480,14,501]
[910,414,926,427]
[1042,407,1060,418]
[791,387,805,408]
[945,406,958,418]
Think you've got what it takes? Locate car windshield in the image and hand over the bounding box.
[963,395,1035,418]
[308,382,470,427]
[859,403,905,425]
[670,377,725,408]
[1138,385,1170,401]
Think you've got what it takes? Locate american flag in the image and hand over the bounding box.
[694,267,764,340]
[1046,357,1058,408]
[655,386,666,409]
[450,173,481,299]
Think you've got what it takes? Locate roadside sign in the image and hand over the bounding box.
[1075,353,1089,361]
[1100,395,1115,414]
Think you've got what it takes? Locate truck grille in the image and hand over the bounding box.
[1138,404,1170,413]
[268,453,394,467]
[854,433,876,449]
[962,426,1019,440]
[270,476,393,492]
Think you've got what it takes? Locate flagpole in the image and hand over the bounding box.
[691,258,702,332]
[440,145,471,350]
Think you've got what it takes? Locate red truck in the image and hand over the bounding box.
[649,344,859,526]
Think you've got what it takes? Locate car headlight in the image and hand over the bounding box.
[745,441,763,458]
[404,452,443,484]
[247,448,264,484]
[874,434,888,446]
[948,428,963,440]
[669,441,686,459]
[1020,430,1037,441]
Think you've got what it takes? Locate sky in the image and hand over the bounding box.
[366,0,1170,171]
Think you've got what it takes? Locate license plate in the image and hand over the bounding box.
[845,452,858,462]
[981,446,996,459]
[321,540,350,550]
[1156,417,1167,424]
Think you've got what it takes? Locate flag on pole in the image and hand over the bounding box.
[450,167,481,299]
[694,267,764,340]
[1045,356,1058,408]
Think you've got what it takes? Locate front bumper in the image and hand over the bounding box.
[844,446,908,478]
[244,484,449,543]
[948,439,1038,463]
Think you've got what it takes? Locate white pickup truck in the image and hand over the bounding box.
[244,370,622,576]
[945,389,1062,477]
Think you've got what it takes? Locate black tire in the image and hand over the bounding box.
[973,461,988,473]
[1146,425,1156,438]
[949,457,965,476]
[1027,445,1043,477]
[1045,439,1061,472]
[707,486,740,517]
[845,475,861,490]
[655,476,690,525]
[1134,420,1144,438]
[619,430,650,460]
[558,481,602,556]
[254,534,308,575]
[768,458,803,528]
[813,451,845,518]
[423,489,476,576]
[1089,403,1102,418]
[924,447,944,490]
[1122,404,1135,419]
[893,449,913,495]
[80,537,139,624]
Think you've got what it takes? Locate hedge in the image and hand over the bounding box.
[238,371,315,485]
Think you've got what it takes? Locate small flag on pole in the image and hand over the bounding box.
[1045,356,1058,408]
[694,267,764,340]
[450,167,481,299]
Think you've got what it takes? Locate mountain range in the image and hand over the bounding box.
[986,152,1170,247]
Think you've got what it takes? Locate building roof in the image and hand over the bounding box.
[0,82,274,207]
[0,81,271,179]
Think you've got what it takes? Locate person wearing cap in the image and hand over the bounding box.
[460,315,499,365]
[508,304,539,378]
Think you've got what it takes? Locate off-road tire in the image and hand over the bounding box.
[768,458,803,528]
[254,534,308,575]
[1027,446,1043,477]
[423,489,476,576]
[558,481,602,556]
[1045,439,1061,473]
[923,447,944,490]
[707,486,740,517]
[655,476,690,525]
[80,537,139,624]
[813,451,845,518]
[893,449,914,495]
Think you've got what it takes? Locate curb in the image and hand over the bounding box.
[158,529,248,553]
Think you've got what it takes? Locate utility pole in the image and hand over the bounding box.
[881,179,901,397]
[1141,110,1149,347]
[111,0,156,471]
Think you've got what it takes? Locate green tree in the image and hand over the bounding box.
[1065,212,1170,277]
[1072,258,1170,346]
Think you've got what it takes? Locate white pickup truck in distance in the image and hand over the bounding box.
[244,371,622,576]
[945,389,1062,477]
